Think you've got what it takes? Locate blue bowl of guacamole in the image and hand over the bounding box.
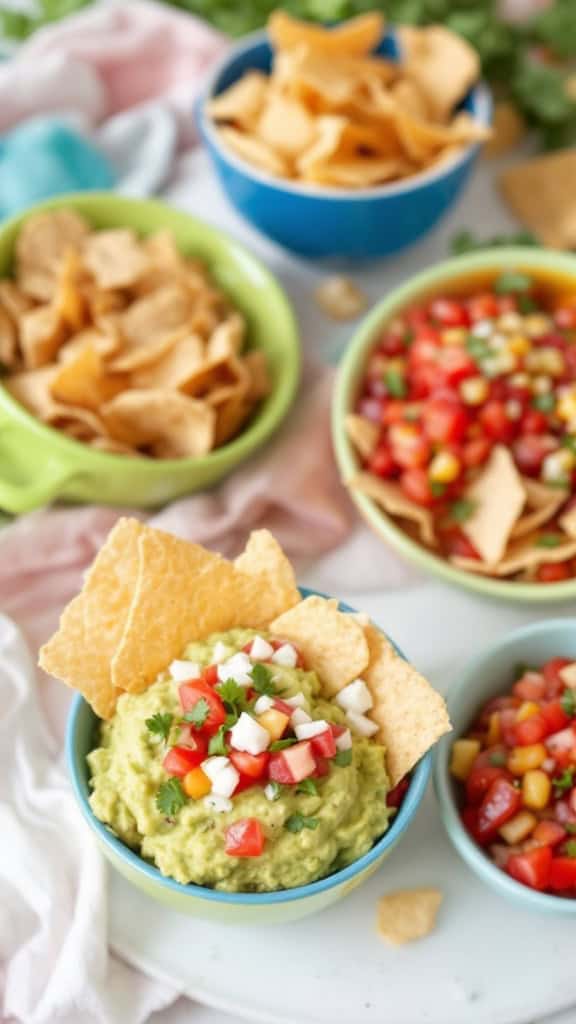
[66,588,432,923]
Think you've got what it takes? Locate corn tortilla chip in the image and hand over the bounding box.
[453,536,576,577]
[38,518,145,718]
[233,529,301,626]
[484,101,526,158]
[207,71,269,129]
[0,306,17,366]
[257,93,316,157]
[5,366,58,419]
[103,389,216,458]
[130,334,205,390]
[461,446,526,564]
[270,595,369,696]
[58,327,119,364]
[315,276,368,321]
[16,209,90,301]
[217,127,290,177]
[213,392,253,447]
[377,888,443,946]
[345,413,378,460]
[0,280,32,322]
[350,472,436,547]
[511,480,565,539]
[559,506,576,539]
[500,151,576,249]
[89,436,139,456]
[363,624,450,786]
[53,248,86,332]
[83,229,148,290]
[19,305,66,369]
[120,284,194,352]
[268,11,384,58]
[243,350,271,402]
[398,25,479,122]
[51,344,126,412]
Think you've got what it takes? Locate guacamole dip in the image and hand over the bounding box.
[88,628,391,891]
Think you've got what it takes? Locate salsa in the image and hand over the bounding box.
[451,657,576,896]
[352,268,576,582]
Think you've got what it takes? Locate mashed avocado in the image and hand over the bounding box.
[88,628,391,891]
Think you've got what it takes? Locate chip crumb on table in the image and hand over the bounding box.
[377,888,443,946]
[315,277,368,321]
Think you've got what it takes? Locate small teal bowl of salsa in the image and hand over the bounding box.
[435,619,576,913]
[65,589,432,924]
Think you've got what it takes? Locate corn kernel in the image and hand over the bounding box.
[556,386,576,423]
[450,738,481,781]
[483,351,518,377]
[510,371,531,390]
[508,743,547,775]
[460,376,489,406]
[507,335,531,357]
[525,348,565,377]
[385,357,407,375]
[429,450,461,484]
[516,701,540,723]
[542,448,575,484]
[442,327,467,346]
[532,374,552,394]
[498,312,523,333]
[486,711,501,746]
[257,709,290,741]
[183,767,211,800]
[499,810,537,845]
[524,313,552,338]
[522,769,551,810]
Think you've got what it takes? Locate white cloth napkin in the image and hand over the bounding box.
[0,614,177,1024]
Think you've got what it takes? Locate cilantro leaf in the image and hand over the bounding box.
[334,749,353,767]
[145,712,173,742]
[285,813,319,833]
[384,369,407,399]
[532,393,556,413]
[536,533,563,548]
[554,766,575,794]
[216,678,250,712]
[450,499,477,524]
[269,738,298,752]
[430,481,446,498]
[561,435,576,455]
[494,270,533,295]
[564,839,576,859]
[296,778,319,796]
[451,229,537,256]
[561,688,576,718]
[208,725,229,756]
[250,662,276,697]
[183,697,210,729]
[156,778,186,817]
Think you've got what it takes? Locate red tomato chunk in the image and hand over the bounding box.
[225,818,265,857]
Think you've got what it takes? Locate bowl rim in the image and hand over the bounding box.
[197,27,492,202]
[332,245,576,603]
[0,192,300,472]
[433,617,576,913]
[65,587,432,905]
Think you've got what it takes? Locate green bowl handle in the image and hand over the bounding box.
[0,451,72,513]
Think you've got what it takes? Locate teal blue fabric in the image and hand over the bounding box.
[0,118,116,218]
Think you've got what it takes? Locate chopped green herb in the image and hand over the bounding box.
[296,778,319,796]
[250,662,276,697]
[269,737,298,752]
[285,813,319,833]
[266,781,284,801]
[489,751,507,767]
[553,766,575,794]
[562,435,576,455]
[216,678,250,714]
[561,688,576,718]
[208,725,229,756]
[334,749,353,767]
[384,369,407,399]
[564,839,576,858]
[494,270,533,295]
[451,229,537,256]
[156,778,186,817]
[536,533,563,548]
[145,712,173,742]
[183,697,210,729]
[517,295,538,315]
[466,335,490,359]
[450,499,477,524]
[430,481,446,498]
[532,393,556,413]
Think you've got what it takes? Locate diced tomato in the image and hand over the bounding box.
[438,347,477,387]
[224,818,265,857]
[520,409,548,436]
[179,679,226,735]
[506,845,552,891]
[272,698,296,717]
[540,700,570,734]
[543,657,573,699]
[202,664,219,687]
[405,306,430,332]
[480,400,516,443]
[467,292,499,321]
[514,713,548,746]
[499,708,520,747]
[368,445,395,478]
[422,397,468,444]
[513,435,556,477]
[440,527,480,561]
[533,820,567,846]
[177,724,210,752]
[381,399,410,425]
[497,294,519,314]
[312,755,330,778]
[537,563,572,583]
[462,436,492,468]
[399,467,435,507]
[311,728,337,758]
[389,423,430,469]
[466,748,512,804]
[546,726,576,759]
[410,363,440,399]
[429,297,470,327]
[549,855,576,891]
[408,334,440,367]
[268,741,315,784]
[387,776,410,808]
[476,777,522,844]
[555,798,576,825]
[229,750,270,779]
[162,742,208,777]
[513,672,546,702]
[380,329,408,356]
[555,305,576,330]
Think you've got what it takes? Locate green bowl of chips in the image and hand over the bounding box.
[0,194,299,514]
[333,246,576,603]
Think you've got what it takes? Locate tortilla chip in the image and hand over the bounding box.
[89,436,139,456]
[350,472,436,547]
[0,306,17,366]
[217,127,290,177]
[268,11,384,57]
[453,535,576,577]
[16,209,90,301]
[4,366,58,419]
[270,595,369,696]
[363,624,450,786]
[130,334,205,390]
[377,888,443,946]
[213,392,253,447]
[0,280,32,322]
[38,518,145,718]
[500,151,576,249]
[47,404,106,440]
[51,344,126,412]
[391,78,430,121]
[102,388,216,458]
[559,505,576,539]
[58,327,119,364]
[53,248,86,332]
[233,529,301,626]
[345,414,379,460]
[19,305,66,369]
[207,313,245,360]
[257,93,316,157]
[461,446,526,564]
[120,284,194,352]
[512,479,565,539]
[207,71,269,129]
[83,229,148,290]
[111,528,239,693]
[398,25,479,122]
[243,350,271,401]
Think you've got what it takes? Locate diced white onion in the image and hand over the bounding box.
[295,719,330,740]
[335,728,352,751]
[212,641,230,664]
[284,692,308,710]
[336,679,373,715]
[169,660,200,682]
[471,319,493,338]
[346,711,378,737]
[254,695,274,715]
[229,712,270,755]
[211,764,240,799]
[264,783,278,801]
[204,795,232,813]
[250,635,274,661]
[217,652,253,686]
[201,756,230,783]
[271,643,298,668]
[291,707,312,727]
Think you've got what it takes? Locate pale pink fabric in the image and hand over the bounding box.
[0,0,228,134]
